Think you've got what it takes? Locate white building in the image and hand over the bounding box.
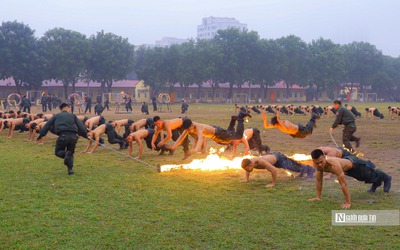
[197,16,247,40]
[155,37,189,47]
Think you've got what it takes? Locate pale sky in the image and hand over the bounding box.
[2,0,399,57]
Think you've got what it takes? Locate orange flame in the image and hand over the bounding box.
[159,147,254,172]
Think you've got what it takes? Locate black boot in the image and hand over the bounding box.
[383,175,392,193]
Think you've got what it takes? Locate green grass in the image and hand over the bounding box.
[1,102,399,249]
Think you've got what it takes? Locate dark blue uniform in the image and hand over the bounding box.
[38,107,87,174]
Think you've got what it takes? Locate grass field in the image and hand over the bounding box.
[1,102,399,249]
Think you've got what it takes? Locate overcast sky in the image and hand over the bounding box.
[2,0,399,57]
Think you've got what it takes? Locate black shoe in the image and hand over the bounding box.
[311,113,320,120]
[238,110,252,119]
[99,137,105,144]
[64,151,72,166]
[159,147,166,155]
[367,183,379,193]
[68,169,75,175]
[383,175,392,193]
[356,138,361,148]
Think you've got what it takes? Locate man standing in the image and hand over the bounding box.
[37,103,88,175]
[84,94,92,114]
[152,94,158,112]
[21,95,31,113]
[330,100,360,152]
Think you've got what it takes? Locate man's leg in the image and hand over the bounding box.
[343,125,356,151]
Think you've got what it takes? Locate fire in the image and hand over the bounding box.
[290,153,312,161]
[158,149,313,173]
[159,147,254,172]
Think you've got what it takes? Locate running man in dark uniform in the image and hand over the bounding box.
[262,110,320,138]
[330,100,360,152]
[309,149,392,209]
[37,103,88,175]
[241,153,315,187]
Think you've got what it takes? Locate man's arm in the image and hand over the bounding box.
[134,135,143,159]
[88,134,100,154]
[171,130,189,150]
[309,170,324,201]
[262,113,274,129]
[262,161,278,187]
[331,107,343,129]
[151,128,162,150]
[83,139,93,153]
[336,172,351,209]
[7,121,15,138]
[157,124,172,147]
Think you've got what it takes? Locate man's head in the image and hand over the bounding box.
[311,149,326,168]
[153,116,162,128]
[270,116,278,126]
[333,100,341,110]
[182,119,193,130]
[87,131,94,139]
[59,103,70,111]
[241,158,254,172]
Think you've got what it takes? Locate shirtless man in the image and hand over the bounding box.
[172,109,251,158]
[228,128,270,156]
[262,111,319,138]
[241,153,315,188]
[111,119,134,134]
[34,121,49,144]
[309,149,392,209]
[85,116,106,131]
[387,106,400,120]
[318,146,354,179]
[344,104,361,117]
[2,117,30,138]
[365,107,384,119]
[83,123,126,154]
[125,128,173,159]
[151,116,190,158]
[324,105,336,118]
[25,118,45,141]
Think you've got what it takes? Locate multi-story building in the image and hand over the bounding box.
[197,16,247,40]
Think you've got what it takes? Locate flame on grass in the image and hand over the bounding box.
[159,147,253,172]
[159,150,313,173]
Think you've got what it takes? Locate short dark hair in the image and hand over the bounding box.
[311,149,324,159]
[333,100,342,105]
[241,159,251,169]
[59,103,69,110]
[182,119,192,129]
[270,116,278,125]
[153,116,161,122]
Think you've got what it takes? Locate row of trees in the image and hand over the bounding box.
[135,29,400,101]
[1,20,400,101]
[0,21,135,99]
